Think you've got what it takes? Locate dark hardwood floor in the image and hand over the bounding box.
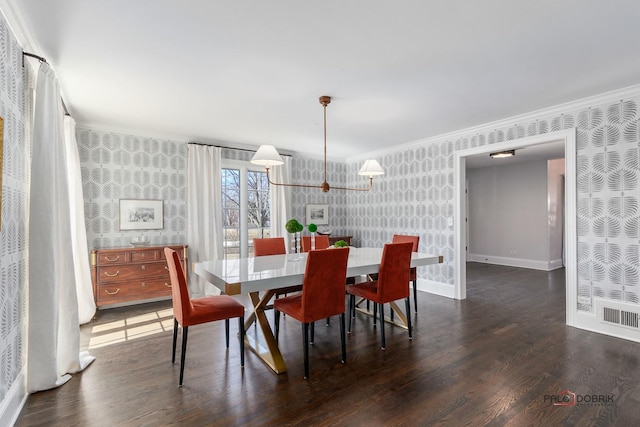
[16,263,640,426]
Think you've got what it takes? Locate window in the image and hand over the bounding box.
[221,163,271,259]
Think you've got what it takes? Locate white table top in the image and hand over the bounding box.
[193,247,442,295]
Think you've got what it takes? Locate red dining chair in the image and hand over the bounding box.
[392,234,420,312]
[347,242,413,350]
[253,237,287,256]
[164,247,245,386]
[301,235,330,252]
[273,247,350,379]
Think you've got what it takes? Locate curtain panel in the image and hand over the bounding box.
[27,63,94,393]
[187,144,223,297]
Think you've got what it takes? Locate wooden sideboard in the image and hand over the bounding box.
[91,245,188,308]
[328,236,353,246]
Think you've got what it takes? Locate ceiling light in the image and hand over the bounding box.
[489,149,515,159]
[251,96,384,192]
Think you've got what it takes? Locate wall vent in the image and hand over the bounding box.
[596,299,640,330]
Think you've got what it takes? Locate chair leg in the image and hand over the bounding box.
[373,303,377,326]
[179,326,189,386]
[413,279,418,313]
[310,321,315,344]
[239,315,245,367]
[225,318,230,348]
[172,318,179,364]
[326,317,330,326]
[275,309,280,344]
[348,294,354,333]
[339,312,346,364]
[303,322,310,379]
[405,297,412,340]
[379,303,385,350]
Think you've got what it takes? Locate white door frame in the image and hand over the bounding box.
[453,128,577,326]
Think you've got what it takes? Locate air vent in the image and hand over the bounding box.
[596,299,640,330]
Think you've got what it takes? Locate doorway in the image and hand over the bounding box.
[453,129,578,326]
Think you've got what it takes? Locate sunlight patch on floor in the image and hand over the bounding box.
[88,308,174,349]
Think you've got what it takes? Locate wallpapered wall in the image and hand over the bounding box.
[77,129,188,249]
[347,93,640,312]
[0,14,31,409]
[291,157,349,237]
[76,131,348,249]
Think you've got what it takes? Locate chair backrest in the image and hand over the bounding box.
[300,247,350,321]
[301,235,330,252]
[253,237,286,256]
[377,242,414,302]
[164,247,193,324]
[392,234,419,252]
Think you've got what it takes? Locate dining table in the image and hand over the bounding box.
[193,247,443,374]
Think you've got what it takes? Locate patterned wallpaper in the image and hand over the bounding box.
[347,93,640,312]
[77,129,188,249]
[77,133,349,250]
[291,157,349,237]
[0,14,31,408]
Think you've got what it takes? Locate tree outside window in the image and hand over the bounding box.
[222,167,270,258]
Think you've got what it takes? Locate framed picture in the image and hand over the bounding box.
[305,204,329,225]
[119,199,164,230]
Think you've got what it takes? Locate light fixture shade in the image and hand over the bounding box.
[251,145,284,166]
[358,159,384,176]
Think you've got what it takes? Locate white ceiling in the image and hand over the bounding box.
[9,0,640,160]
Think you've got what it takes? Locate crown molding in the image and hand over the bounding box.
[347,83,640,163]
[0,0,42,53]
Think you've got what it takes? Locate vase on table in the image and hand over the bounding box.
[289,232,303,261]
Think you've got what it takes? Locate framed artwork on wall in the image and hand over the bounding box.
[305,204,329,225]
[119,199,164,230]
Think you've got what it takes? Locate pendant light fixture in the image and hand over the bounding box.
[251,96,384,192]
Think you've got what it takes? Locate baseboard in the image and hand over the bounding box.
[468,253,552,271]
[549,258,564,270]
[0,369,27,427]
[416,279,455,299]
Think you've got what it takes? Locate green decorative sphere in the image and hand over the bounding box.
[285,219,301,234]
[308,223,318,233]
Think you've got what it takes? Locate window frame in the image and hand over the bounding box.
[221,159,270,258]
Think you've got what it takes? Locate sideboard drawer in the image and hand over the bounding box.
[95,278,173,305]
[97,251,130,265]
[97,263,169,283]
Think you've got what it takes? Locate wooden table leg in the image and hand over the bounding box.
[244,290,287,374]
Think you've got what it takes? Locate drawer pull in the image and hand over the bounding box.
[104,288,120,295]
[104,271,120,277]
[105,256,120,262]
[141,282,146,287]
[164,282,172,288]
[141,265,146,270]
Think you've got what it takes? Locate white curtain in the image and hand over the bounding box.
[270,155,292,250]
[187,144,223,297]
[64,116,96,324]
[27,63,94,393]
